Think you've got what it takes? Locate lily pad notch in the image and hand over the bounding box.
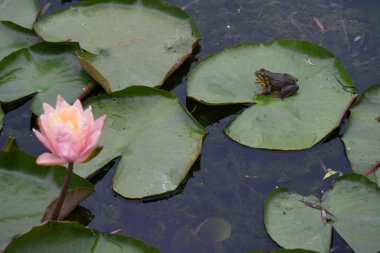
[34,0,202,92]
[75,86,207,199]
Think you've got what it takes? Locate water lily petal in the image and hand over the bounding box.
[38,116,61,156]
[32,128,54,152]
[73,99,84,113]
[42,103,54,115]
[82,107,95,134]
[76,146,97,163]
[80,131,102,157]
[34,95,106,165]
[54,126,82,161]
[94,114,106,131]
[36,152,67,165]
[56,95,65,108]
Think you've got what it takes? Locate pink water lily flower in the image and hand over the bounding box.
[33,95,106,165]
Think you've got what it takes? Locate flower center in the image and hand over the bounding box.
[54,107,83,133]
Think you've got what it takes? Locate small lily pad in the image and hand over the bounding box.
[265,174,380,253]
[3,221,160,253]
[323,174,380,253]
[188,40,357,150]
[74,86,206,199]
[0,42,93,115]
[264,188,332,253]
[0,151,94,244]
[0,0,39,29]
[34,0,201,92]
[0,21,41,61]
[342,84,380,184]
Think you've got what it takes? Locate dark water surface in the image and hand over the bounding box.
[2,0,380,252]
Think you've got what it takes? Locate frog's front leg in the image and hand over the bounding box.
[260,86,272,96]
[279,84,299,99]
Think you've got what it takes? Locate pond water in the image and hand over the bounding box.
[1,0,380,252]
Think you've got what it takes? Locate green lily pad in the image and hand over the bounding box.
[0,151,94,244]
[264,188,332,253]
[342,84,380,184]
[323,174,380,253]
[188,40,357,150]
[0,21,41,61]
[3,221,160,253]
[74,86,206,199]
[0,42,93,115]
[0,0,39,29]
[2,137,20,152]
[34,0,201,92]
[265,174,380,253]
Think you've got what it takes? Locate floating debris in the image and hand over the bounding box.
[39,2,51,17]
[312,16,325,33]
[304,58,316,66]
[353,36,362,42]
[182,0,200,10]
[323,168,342,180]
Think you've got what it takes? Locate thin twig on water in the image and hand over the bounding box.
[312,16,325,33]
[182,0,200,10]
[337,0,351,51]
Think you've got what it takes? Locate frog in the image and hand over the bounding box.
[254,68,299,99]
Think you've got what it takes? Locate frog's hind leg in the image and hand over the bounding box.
[279,85,299,99]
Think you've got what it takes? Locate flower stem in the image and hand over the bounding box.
[50,162,74,221]
[364,160,380,176]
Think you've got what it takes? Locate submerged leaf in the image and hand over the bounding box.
[342,84,380,184]
[192,217,231,244]
[34,0,201,92]
[188,40,357,150]
[75,86,206,199]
